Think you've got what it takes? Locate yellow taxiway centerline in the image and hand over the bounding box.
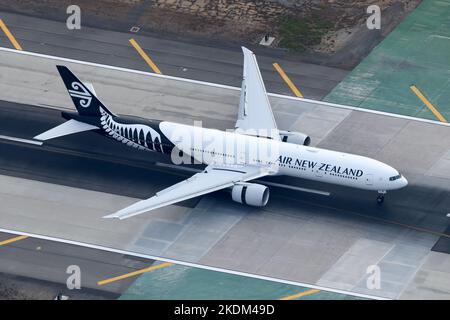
[0,19,23,51]
[410,85,447,123]
[0,235,28,246]
[280,289,320,300]
[97,262,173,286]
[129,38,162,75]
[273,62,303,98]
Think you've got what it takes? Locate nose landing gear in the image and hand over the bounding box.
[377,195,384,204]
[377,190,386,204]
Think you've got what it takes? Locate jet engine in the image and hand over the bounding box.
[279,130,311,146]
[231,183,270,207]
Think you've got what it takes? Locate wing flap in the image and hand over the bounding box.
[104,165,269,220]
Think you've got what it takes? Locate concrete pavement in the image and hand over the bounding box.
[0,49,449,298]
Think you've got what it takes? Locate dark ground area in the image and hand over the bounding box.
[0,273,117,300]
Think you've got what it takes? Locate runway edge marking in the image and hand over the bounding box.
[0,47,448,128]
[0,227,388,300]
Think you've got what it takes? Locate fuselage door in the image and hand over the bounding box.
[315,169,323,178]
[237,151,246,165]
[365,174,373,186]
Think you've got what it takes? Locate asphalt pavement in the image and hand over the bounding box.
[0,11,348,100]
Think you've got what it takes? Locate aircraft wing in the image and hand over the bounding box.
[104,164,271,220]
[235,47,280,141]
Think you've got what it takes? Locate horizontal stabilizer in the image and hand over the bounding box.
[34,119,99,141]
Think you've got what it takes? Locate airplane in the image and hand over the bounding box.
[34,47,408,220]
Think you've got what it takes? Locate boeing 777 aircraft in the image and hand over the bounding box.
[34,47,408,219]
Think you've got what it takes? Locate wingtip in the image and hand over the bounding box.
[103,209,136,220]
[241,46,251,54]
[102,213,119,219]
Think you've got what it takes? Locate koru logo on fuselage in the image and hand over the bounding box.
[68,81,92,108]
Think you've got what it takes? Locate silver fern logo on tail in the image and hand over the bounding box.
[68,81,92,108]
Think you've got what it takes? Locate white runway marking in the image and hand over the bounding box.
[0,47,448,128]
[0,227,387,300]
[0,135,43,146]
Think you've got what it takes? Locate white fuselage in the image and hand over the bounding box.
[159,122,408,192]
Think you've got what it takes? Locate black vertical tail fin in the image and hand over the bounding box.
[56,65,114,117]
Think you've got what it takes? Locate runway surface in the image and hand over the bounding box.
[0,11,348,100]
[0,49,449,299]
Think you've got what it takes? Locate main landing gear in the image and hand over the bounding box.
[377,190,386,204]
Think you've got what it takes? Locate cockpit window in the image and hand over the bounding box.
[389,174,401,181]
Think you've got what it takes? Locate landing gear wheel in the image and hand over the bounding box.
[377,195,384,204]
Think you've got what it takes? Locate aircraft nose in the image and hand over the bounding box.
[400,176,408,188]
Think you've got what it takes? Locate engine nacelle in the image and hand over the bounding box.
[231,183,270,207]
[279,130,311,146]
